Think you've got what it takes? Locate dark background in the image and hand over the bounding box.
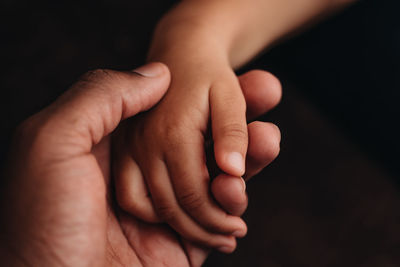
[1,0,399,266]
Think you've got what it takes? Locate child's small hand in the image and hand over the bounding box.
[117,59,247,251]
[113,67,282,252]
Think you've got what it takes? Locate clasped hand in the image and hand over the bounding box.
[0,62,281,266]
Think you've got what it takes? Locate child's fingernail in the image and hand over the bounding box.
[227,152,245,175]
[218,246,234,254]
[132,62,164,77]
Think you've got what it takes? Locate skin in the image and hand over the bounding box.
[0,63,281,266]
[115,0,357,251]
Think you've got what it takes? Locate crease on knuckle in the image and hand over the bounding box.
[220,123,247,140]
[178,191,204,211]
[155,204,177,222]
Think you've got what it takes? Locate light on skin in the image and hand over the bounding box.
[114,0,357,251]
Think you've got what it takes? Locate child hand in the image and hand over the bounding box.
[117,59,247,251]
[113,66,282,252]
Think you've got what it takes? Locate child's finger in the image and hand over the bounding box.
[113,126,160,223]
[164,133,248,237]
[210,74,248,177]
[114,152,161,222]
[141,157,239,253]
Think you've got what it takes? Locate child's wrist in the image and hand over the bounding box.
[148,11,232,67]
[148,36,229,69]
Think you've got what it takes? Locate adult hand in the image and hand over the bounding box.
[0,63,281,267]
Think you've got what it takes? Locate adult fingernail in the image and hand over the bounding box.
[240,177,246,194]
[132,62,164,77]
[227,152,245,175]
[218,246,234,254]
[232,228,246,238]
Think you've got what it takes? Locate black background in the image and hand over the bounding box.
[1,0,400,266]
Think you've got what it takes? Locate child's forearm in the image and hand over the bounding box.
[149,0,357,68]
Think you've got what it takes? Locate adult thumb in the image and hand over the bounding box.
[26,62,170,154]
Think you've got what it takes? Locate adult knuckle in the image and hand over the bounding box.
[15,114,46,143]
[265,72,283,101]
[79,68,116,84]
[85,68,114,79]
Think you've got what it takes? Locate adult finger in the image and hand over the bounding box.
[238,69,282,121]
[25,62,170,156]
[244,121,281,180]
[211,174,247,216]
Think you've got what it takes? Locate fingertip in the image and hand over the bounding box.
[232,220,248,238]
[256,121,281,156]
[239,69,282,120]
[225,152,245,176]
[248,121,281,153]
[259,70,283,105]
[271,123,282,144]
[122,63,171,118]
[244,121,281,180]
[241,70,282,102]
[212,174,248,216]
[214,143,247,177]
[218,238,238,254]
